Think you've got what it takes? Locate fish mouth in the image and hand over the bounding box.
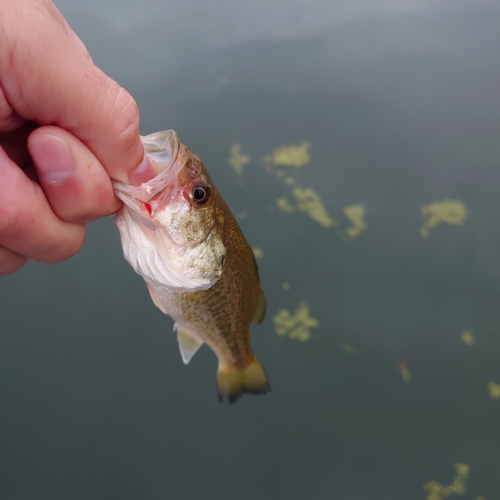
[113,130,181,205]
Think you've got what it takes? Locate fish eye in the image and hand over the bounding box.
[190,182,211,206]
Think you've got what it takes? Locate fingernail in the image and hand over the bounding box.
[33,135,75,184]
[128,154,156,186]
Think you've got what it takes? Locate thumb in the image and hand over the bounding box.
[0,0,155,184]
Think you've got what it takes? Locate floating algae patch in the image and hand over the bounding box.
[420,200,468,238]
[228,144,250,175]
[265,142,336,228]
[266,142,311,169]
[339,343,357,355]
[276,197,295,213]
[488,381,500,399]
[424,463,470,500]
[252,247,264,260]
[398,359,411,383]
[276,188,336,228]
[460,330,475,346]
[294,188,337,228]
[273,301,319,342]
[343,204,367,238]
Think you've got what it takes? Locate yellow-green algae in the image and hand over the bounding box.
[293,188,337,228]
[265,141,337,228]
[398,360,411,383]
[460,330,475,346]
[227,144,250,175]
[268,142,311,168]
[343,204,367,238]
[276,197,295,213]
[488,381,500,399]
[339,343,357,355]
[276,189,337,228]
[424,463,470,500]
[273,302,319,342]
[420,200,468,238]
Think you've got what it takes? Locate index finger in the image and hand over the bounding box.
[0,0,155,184]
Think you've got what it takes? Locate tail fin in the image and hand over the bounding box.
[217,357,270,404]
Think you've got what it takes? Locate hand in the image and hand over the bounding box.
[0,0,155,275]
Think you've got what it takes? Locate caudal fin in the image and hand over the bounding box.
[217,357,270,404]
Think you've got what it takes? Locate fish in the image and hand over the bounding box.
[113,130,269,404]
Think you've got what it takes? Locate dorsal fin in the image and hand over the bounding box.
[252,288,267,324]
[175,324,204,364]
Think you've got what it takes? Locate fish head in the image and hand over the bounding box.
[113,130,226,292]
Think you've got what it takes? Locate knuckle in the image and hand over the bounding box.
[0,198,28,235]
[111,87,141,150]
[0,86,24,132]
[0,180,39,235]
[61,225,86,259]
[84,71,143,179]
[41,225,86,263]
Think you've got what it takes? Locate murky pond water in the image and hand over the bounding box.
[1,1,500,498]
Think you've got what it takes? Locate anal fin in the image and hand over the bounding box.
[175,324,204,365]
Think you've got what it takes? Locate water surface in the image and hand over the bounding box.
[1,1,500,498]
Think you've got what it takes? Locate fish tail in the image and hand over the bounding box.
[217,356,270,404]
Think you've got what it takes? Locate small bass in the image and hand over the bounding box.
[113,130,269,403]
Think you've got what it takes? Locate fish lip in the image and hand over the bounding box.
[113,129,181,204]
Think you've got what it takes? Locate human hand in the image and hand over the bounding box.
[0,0,156,275]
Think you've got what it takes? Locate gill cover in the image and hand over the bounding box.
[113,130,226,292]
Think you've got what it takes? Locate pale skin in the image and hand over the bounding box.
[0,0,156,275]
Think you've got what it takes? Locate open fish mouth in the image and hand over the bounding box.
[113,130,182,205]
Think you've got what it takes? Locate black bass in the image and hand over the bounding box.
[113,130,269,403]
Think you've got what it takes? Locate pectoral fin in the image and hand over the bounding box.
[252,288,267,324]
[175,325,204,365]
[146,283,168,314]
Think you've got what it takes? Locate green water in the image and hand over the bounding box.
[1,1,500,499]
